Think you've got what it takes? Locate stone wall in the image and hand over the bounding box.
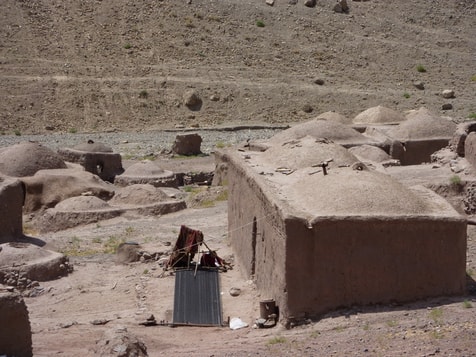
[392,138,450,165]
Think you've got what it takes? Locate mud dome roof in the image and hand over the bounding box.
[110,184,169,205]
[285,169,436,217]
[72,140,113,153]
[121,160,173,178]
[114,161,177,187]
[259,136,358,170]
[54,196,111,211]
[269,118,377,146]
[316,111,352,125]
[241,138,459,219]
[348,145,391,163]
[0,142,66,177]
[388,107,456,140]
[353,105,405,125]
[0,242,71,281]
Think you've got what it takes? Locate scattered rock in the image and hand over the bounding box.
[183,90,203,111]
[116,242,141,264]
[210,94,220,101]
[314,78,325,85]
[413,81,425,90]
[302,104,313,113]
[442,103,453,110]
[94,326,148,357]
[139,314,158,326]
[266,0,275,5]
[442,89,455,99]
[91,318,111,325]
[59,321,78,329]
[334,0,349,13]
[304,0,316,7]
[229,287,241,297]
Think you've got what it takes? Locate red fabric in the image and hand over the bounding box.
[167,225,204,268]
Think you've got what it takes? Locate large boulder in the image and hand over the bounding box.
[20,168,114,213]
[0,142,66,177]
[172,133,202,156]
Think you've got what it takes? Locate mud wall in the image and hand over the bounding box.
[0,177,24,243]
[284,217,467,319]
[58,149,124,183]
[395,139,449,165]
[464,132,476,169]
[224,151,288,315]
[0,292,33,357]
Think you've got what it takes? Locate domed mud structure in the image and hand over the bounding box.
[37,184,186,232]
[115,160,178,188]
[353,105,406,126]
[58,140,124,182]
[0,142,66,177]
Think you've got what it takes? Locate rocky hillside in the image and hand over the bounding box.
[0,0,475,134]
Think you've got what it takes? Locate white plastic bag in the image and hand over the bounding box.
[229,317,249,330]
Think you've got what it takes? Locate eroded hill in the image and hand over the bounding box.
[0,0,475,134]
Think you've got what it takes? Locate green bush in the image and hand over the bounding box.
[462,300,473,309]
[416,64,427,73]
[256,20,265,27]
[267,336,286,345]
[450,174,462,186]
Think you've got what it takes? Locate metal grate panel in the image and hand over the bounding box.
[173,269,222,326]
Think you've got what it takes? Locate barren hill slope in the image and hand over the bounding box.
[0,0,475,134]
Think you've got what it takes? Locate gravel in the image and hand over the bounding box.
[0,127,285,158]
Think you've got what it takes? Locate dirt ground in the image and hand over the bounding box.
[25,181,476,357]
